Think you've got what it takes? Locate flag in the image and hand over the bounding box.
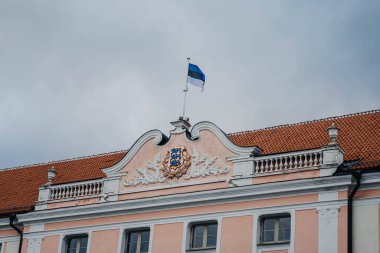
[187,63,205,91]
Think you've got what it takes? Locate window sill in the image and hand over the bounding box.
[186,248,216,253]
[257,241,290,246]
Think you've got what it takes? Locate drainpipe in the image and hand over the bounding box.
[9,214,23,253]
[347,170,361,253]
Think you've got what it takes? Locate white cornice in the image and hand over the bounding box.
[190,121,262,156]
[102,129,167,176]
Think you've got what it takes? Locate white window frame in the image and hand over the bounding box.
[259,214,291,245]
[62,233,89,253]
[187,220,218,251]
[124,228,151,253]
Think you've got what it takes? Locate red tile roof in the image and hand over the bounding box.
[0,109,379,215]
[0,151,126,215]
[229,109,380,166]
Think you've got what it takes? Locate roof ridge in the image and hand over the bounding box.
[228,108,380,137]
[0,149,128,172]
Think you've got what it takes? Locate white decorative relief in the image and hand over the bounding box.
[184,149,229,179]
[27,237,43,253]
[123,149,229,186]
[124,154,166,186]
[317,207,339,226]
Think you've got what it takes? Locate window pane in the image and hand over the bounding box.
[279,228,290,241]
[263,230,275,242]
[194,225,204,237]
[207,234,217,247]
[279,217,291,230]
[207,223,217,236]
[140,241,149,253]
[68,250,76,253]
[129,232,139,244]
[127,243,137,253]
[192,236,203,248]
[141,230,150,242]
[80,237,88,248]
[79,248,87,253]
[68,238,78,249]
[263,218,275,230]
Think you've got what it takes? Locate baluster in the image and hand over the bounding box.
[96,183,100,194]
[57,188,61,199]
[279,158,283,171]
[69,186,73,198]
[274,158,279,171]
[85,184,89,195]
[303,155,308,167]
[260,160,264,173]
[294,156,298,169]
[308,153,313,167]
[284,157,288,170]
[51,189,55,199]
[289,156,294,169]
[264,159,269,173]
[90,184,94,194]
[99,183,103,194]
[318,152,323,165]
[298,155,303,168]
[313,153,318,166]
[269,159,273,172]
[80,185,84,196]
[254,161,259,174]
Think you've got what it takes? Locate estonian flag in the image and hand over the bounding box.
[187,63,205,91]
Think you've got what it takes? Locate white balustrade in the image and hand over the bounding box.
[253,150,323,175]
[49,180,103,200]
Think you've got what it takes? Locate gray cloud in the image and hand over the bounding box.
[1,0,379,168]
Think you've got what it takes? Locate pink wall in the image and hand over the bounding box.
[90,229,120,253]
[220,215,253,253]
[152,223,183,253]
[338,206,347,253]
[41,235,60,253]
[295,209,318,253]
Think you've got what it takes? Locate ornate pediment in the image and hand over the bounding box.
[124,148,230,186]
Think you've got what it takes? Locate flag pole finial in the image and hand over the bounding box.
[182,58,190,121]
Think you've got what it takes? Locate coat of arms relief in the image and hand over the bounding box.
[124,147,230,186]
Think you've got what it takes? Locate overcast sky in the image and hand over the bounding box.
[0,1,379,169]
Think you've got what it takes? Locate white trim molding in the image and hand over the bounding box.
[102,129,167,176]
[190,121,261,157]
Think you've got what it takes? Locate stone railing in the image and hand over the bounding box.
[253,149,324,175]
[49,179,103,200]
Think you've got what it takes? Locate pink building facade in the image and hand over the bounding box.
[1,110,380,253]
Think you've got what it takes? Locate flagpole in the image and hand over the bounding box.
[182,57,190,120]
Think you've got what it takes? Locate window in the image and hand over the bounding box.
[260,215,290,244]
[190,222,218,250]
[125,229,150,253]
[65,235,88,253]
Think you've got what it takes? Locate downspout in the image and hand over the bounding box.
[347,170,361,253]
[9,214,23,253]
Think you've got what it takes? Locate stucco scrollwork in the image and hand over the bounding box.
[123,149,230,186]
[124,154,165,186]
[184,149,230,179]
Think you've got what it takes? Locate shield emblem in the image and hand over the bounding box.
[162,146,191,179]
